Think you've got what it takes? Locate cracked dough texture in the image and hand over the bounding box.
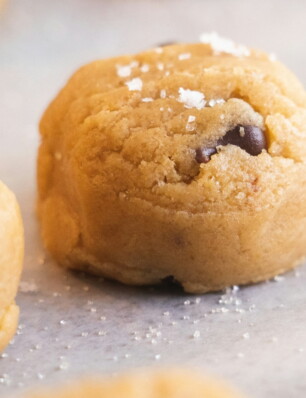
[0,181,23,350]
[38,42,306,293]
[25,369,245,398]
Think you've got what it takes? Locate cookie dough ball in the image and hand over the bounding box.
[25,369,245,398]
[38,35,306,293]
[0,181,24,350]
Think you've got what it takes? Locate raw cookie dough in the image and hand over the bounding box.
[24,369,245,398]
[38,34,306,293]
[0,181,24,350]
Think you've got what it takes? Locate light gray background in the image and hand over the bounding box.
[1,1,306,397]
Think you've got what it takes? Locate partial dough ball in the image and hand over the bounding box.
[38,36,306,293]
[0,181,23,350]
[24,369,245,398]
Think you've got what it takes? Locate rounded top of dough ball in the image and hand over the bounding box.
[39,38,306,214]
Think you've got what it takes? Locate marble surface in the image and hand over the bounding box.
[1,0,306,397]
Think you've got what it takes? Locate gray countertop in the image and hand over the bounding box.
[1,1,306,397]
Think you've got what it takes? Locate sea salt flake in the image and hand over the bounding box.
[188,115,196,123]
[178,53,191,60]
[178,88,206,110]
[208,98,225,107]
[193,330,201,339]
[116,61,139,78]
[200,32,250,57]
[142,97,153,102]
[160,89,167,99]
[140,64,150,73]
[239,126,245,137]
[116,65,132,78]
[125,78,143,91]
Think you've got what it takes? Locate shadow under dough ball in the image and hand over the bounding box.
[38,37,306,293]
[23,369,246,398]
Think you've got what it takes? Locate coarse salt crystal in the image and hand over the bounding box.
[116,65,132,78]
[208,98,225,107]
[178,53,191,60]
[160,89,167,98]
[142,97,153,102]
[188,115,196,123]
[140,64,150,73]
[178,88,206,110]
[116,61,139,78]
[125,77,143,91]
[200,32,250,57]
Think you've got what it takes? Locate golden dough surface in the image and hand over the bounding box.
[38,36,306,292]
[24,369,245,398]
[0,181,24,350]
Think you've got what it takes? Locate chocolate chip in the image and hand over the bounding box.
[195,147,217,163]
[196,124,266,163]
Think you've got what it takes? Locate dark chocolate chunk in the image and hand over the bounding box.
[195,147,217,163]
[196,124,266,163]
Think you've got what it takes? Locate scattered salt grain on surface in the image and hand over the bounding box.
[125,77,143,91]
[178,88,206,110]
[200,32,250,57]
[58,362,69,371]
[193,330,201,339]
[273,275,285,282]
[157,62,164,71]
[155,354,161,360]
[142,97,153,102]
[237,352,245,358]
[178,53,191,60]
[242,333,250,340]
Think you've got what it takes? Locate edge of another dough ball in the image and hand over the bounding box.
[21,369,246,398]
[0,180,24,350]
[0,304,19,352]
